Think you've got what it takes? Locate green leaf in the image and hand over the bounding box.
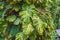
[9,26,19,38]
[22,24,34,35]
[32,13,44,35]
[16,32,28,40]
[29,30,37,40]
[19,11,31,24]
[6,15,16,22]
[0,33,5,40]
[0,9,7,18]
[0,2,4,9]
[13,4,21,12]
[0,4,12,18]
[0,37,5,40]
[13,18,20,25]
[22,4,28,10]
[0,21,7,32]
[51,30,57,40]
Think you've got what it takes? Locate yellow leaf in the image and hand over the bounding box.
[10,1,16,4]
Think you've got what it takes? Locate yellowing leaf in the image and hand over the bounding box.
[10,1,16,4]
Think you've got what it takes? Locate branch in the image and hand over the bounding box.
[35,8,45,15]
[9,9,14,14]
[35,8,49,18]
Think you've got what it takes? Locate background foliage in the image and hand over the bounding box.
[0,0,59,40]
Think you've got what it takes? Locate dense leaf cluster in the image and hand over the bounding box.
[0,0,59,40]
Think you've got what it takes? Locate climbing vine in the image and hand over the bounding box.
[0,0,58,40]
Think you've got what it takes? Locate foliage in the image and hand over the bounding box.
[0,0,58,40]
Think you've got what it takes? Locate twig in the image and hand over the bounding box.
[9,9,14,14]
[35,8,46,15]
[35,8,49,18]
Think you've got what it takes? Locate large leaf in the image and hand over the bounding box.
[19,11,31,24]
[8,26,19,38]
[32,13,44,35]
